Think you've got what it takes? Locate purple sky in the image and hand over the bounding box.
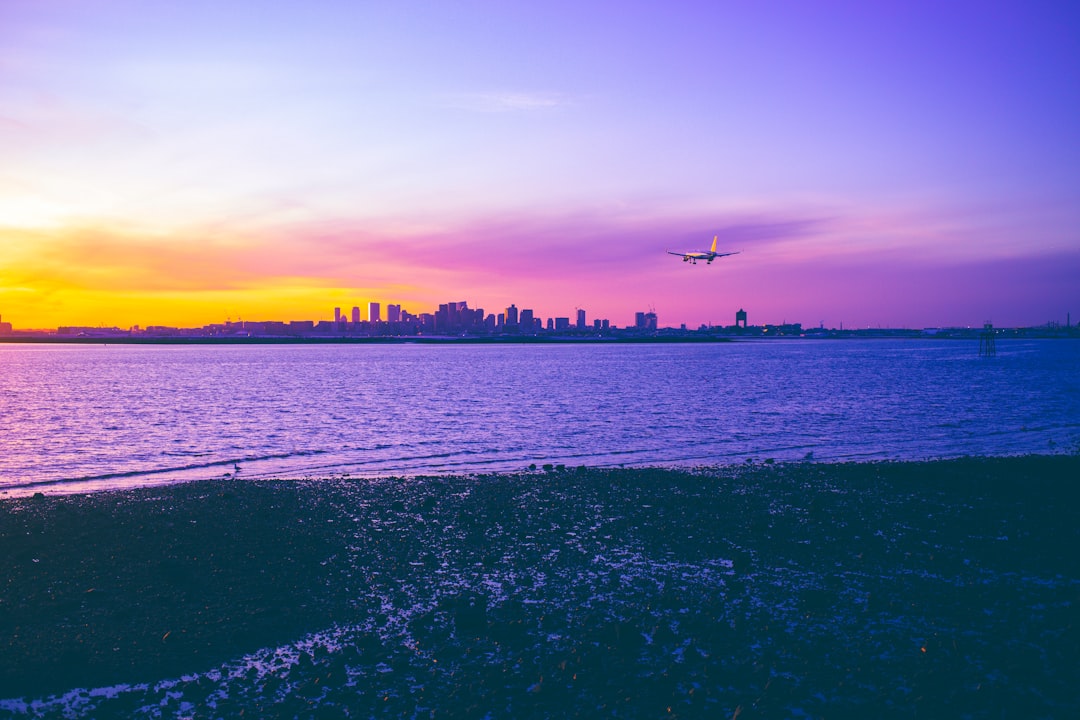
[1,1,1078,328]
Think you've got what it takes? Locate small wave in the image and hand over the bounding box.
[5,450,332,492]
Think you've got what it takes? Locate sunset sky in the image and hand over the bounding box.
[2,1,1078,330]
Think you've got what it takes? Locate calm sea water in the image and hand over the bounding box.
[1,339,1077,497]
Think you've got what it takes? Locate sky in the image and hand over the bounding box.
[1,0,1078,330]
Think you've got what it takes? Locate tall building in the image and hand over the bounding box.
[504,304,519,328]
[576,308,586,329]
[334,307,342,324]
[635,311,657,331]
[387,304,401,323]
[435,301,483,332]
[369,302,381,323]
[519,309,534,333]
[351,306,361,324]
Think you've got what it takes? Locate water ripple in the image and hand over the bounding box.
[1,340,1077,496]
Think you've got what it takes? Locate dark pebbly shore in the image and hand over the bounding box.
[1,456,1078,718]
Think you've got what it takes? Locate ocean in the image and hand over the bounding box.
[2,338,1077,496]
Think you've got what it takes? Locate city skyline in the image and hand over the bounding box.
[4,297,1074,339]
[1,295,636,335]
[2,2,1078,330]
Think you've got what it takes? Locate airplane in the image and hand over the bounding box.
[667,235,739,265]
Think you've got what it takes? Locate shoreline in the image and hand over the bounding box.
[3,456,1078,716]
[3,335,739,346]
[4,334,1079,346]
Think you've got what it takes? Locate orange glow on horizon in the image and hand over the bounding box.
[0,286,413,330]
[0,224,439,329]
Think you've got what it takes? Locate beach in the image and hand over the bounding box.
[2,456,1078,718]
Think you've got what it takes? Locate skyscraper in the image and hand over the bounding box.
[369,302,381,323]
[334,307,342,324]
[576,308,586,329]
[387,304,401,323]
[504,304,518,328]
[351,307,361,324]
[633,311,657,331]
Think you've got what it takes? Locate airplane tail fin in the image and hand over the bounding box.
[710,235,718,253]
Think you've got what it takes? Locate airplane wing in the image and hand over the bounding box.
[666,250,689,257]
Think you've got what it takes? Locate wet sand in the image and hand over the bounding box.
[2,456,1078,718]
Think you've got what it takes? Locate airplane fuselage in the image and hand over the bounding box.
[666,235,739,265]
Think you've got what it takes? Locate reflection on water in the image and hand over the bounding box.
[1,339,1078,495]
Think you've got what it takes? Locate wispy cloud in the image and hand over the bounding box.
[0,208,821,310]
[0,115,29,132]
[439,91,568,113]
